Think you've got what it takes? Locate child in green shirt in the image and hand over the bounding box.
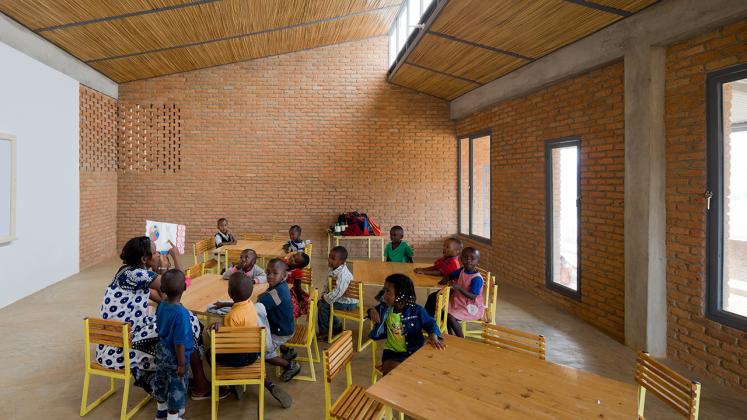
[384,226,414,263]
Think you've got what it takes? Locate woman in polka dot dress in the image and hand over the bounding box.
[96,236,213,399]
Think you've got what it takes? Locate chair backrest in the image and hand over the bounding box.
[324,330,354,383]
[194,238,214,254]
[185,263,203,278]
[481,323,546,360]
[84,317,130,373]
[434,286,450,334]
[635,352,701,419]
[302,289,319,344]
[300,266,313,289]
[476,266,493,303]
[212,326,265,354]
[328,277,362,301]
[243,233,266,241]
[304,243,313,255]
[225,249,244,265]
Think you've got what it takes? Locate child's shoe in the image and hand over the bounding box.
[281,360,301,382]
[267,383,292,408]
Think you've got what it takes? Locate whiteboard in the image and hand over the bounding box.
[0,133,16,243]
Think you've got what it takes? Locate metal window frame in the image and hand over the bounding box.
[457,129,492,244]
[544,137,582,300]
[705,63,747,332]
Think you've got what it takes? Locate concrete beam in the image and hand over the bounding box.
[0,12,117,98]
[450,0,747,120]
[623,42,667,356]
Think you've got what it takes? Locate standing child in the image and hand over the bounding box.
[282,225,307,253]
[215,218,237,248]
[368,274,445,375]
[418,237,463,316]
[222,249,267,284]
[444,247,485,337]
[384,225,414,263]
[317,246,357,338]
[154,270,193,420]
[258,259,301,383]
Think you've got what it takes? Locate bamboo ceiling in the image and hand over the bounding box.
[390,0,660,100]
[0,0,402,82]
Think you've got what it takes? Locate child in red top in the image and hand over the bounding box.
[284,252,310,318]
[420,238,463,317]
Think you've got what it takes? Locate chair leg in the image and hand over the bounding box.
[312,334,320,363]
[211,383,218,420]
[120,378,130,420]
[328,309,334,344]
[80,374,116,417]
[356,319,373,352]
[122,378,152,420]
[259,382,265,420]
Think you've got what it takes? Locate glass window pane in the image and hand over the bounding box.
[408,0,421,28]
[723,78,747,318]
[388,31,396,67]
[551,145,579,291]
[398,13,408,50]
[459,138,469,235]
[471,136,490,238]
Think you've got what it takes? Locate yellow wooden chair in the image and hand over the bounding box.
[300,266,313,293]
[635,351,701,419]
[434,286,450,335]
[328,277,372,352]
[222,248,244,273]
[481,323,546,359]
[461,268,496,338]
[281,289,320,381]
[243,233,266,241]
[323,331,385,420]
[211,327,266,420]
[194,238,219,274]
[185,262,204,278]
[80,318,151,420]
[304,242,313,256]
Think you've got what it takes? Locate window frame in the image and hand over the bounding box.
[705,63,747,331]
[544,137,582,300]
[457,129,492,244]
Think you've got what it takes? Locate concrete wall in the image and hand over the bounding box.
[0,40,80,308]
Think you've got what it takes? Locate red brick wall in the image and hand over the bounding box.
[79,85,118,269]
[116,37,455,257]
[456,63,626,341]
[665,19,747,393]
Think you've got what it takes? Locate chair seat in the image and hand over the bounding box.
[286,323,309,345]
[203,258,218,269]
[330,384,385,420]
[334,309,362,319]
[215,362,262,381]
[89,362,124,373]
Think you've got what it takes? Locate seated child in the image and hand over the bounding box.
[317,246,357,338]
[418,238,463,316]
[222,249,266,284]
[367,274,445,375]
[384,225,414,263]
[284,252,311,318]
[282,225,307,253]
[444,247,485,337]
[215,218,237,248]
[211,273,260,367]
[154,269,193,420]
[258,259,301,382]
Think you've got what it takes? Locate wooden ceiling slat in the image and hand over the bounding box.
[431,0,621,59]
[588,0,658,13]
[0,0,191,30]
[90,11,398,82]
[390,63,478,101]
[561,0,632,17]
[39,0,401,62]
[409,34,527,84]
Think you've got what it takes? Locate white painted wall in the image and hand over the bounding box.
[0,40,80,309]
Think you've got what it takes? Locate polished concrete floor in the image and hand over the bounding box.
[1,255,746,419]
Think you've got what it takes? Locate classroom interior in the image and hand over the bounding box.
[1,0,747,419]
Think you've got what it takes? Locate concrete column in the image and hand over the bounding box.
[624,41,667,356]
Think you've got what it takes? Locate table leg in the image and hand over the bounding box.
[327,234,331,256]
[381,237,385,261]
[368,238,371,259]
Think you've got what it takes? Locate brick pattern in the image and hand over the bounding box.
[116,37,455,257]
[665,19,747,393]
[118,103,182,173]
[79,85,118,268]
[456,63,626,341]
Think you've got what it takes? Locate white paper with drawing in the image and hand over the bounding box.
[145,220,186,254]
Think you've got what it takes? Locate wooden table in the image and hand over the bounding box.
[349,259,442,288]
[210,239,285,258]
[181,274,268,315]
[366,336,637,419]
[327,233,385,260]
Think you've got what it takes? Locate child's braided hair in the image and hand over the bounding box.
[385,274,417,307]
